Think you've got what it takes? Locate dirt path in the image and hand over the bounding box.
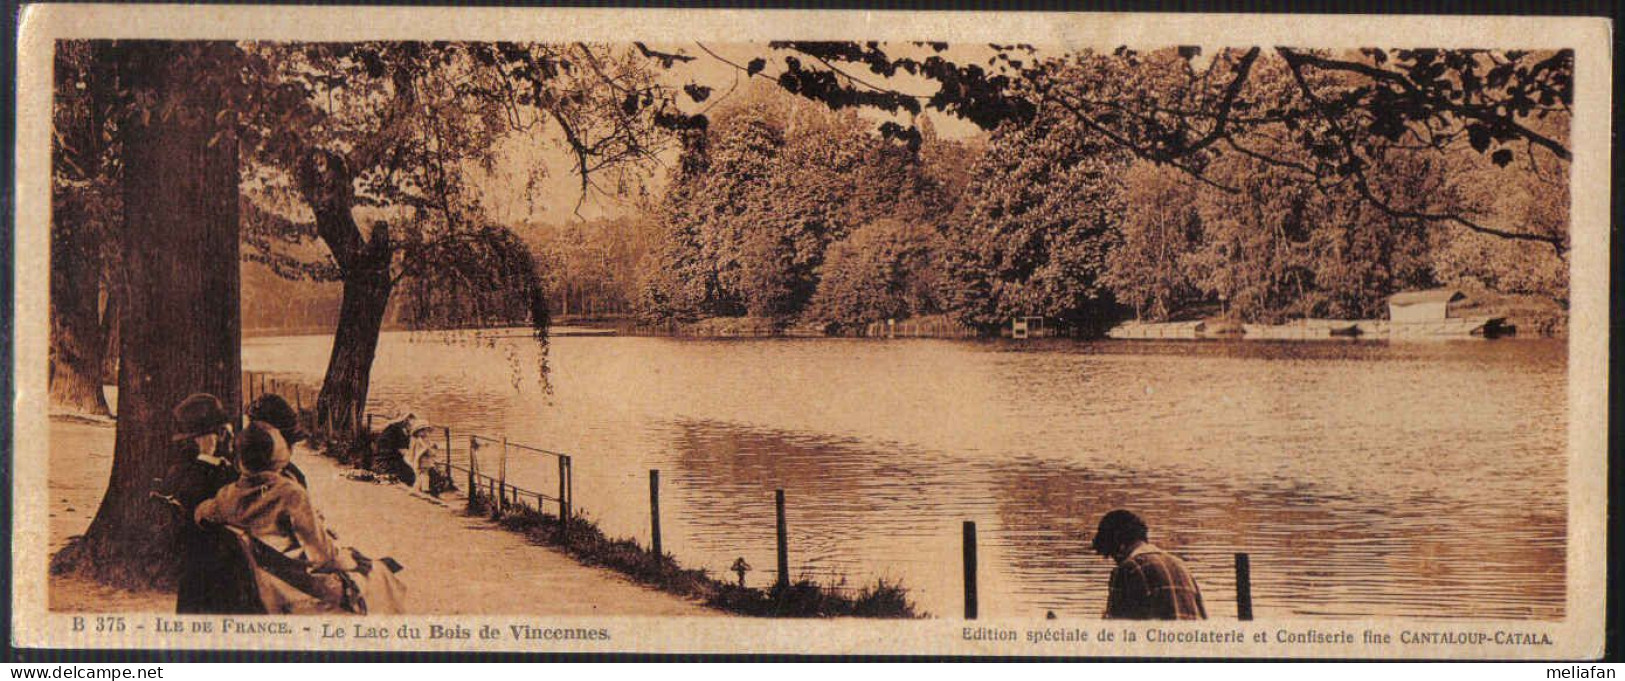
[48,417,717,616]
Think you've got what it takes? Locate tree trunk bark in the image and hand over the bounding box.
[314,239,392,437]
[51,41,242,589]
[298,148,396,438]
[49,196,110,415]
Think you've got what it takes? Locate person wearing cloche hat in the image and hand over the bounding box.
[246,393,310,490]
[152,393,257,614]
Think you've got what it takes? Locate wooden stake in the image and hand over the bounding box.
[467,436,479,506]
[649,469,662,556]
[1235,553,1254,621]
[963,521,978,620]
[775,489,789,589]
[498,437,509,515]
[558,455,571,543]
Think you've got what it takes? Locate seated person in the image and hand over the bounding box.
[154,392,258,614]
[197,421,355,611]
[371,414,418,486]
[408,424,456,496]
[245,393,310,489]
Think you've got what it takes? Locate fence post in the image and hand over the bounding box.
[467,436,479,506]
[294,385,302,412]
[1235,553,1254,621]
[557,456,567,519]
[963,521,978,620]
[444,427,453,485]
[498,437,509,516]
[558,455,572,543]
[366,413,375,433]
[649,469,662,556]
[775,489,789,590]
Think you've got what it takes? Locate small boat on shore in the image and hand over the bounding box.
[1107,289,1513,342]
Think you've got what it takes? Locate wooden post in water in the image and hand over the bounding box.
[1234,553,1254,621]
[366,413,374,433]
[649,469,662,556]
[558,455,571,542]
[775,489,789,590]
[963,521,979,620]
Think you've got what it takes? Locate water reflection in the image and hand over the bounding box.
[244,332,1567,620]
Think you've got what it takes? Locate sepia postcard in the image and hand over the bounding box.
[10,4,1611,659]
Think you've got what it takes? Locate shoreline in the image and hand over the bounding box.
[317,425,922,619]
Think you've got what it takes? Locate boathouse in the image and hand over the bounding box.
[1388,289,1467,323]
[1387,288,1509,338]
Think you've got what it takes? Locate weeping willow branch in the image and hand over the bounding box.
[397,224,553,391]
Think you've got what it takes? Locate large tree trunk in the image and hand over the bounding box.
[297,149,395,438]
[49,197,110,415]
[52,41,242,588]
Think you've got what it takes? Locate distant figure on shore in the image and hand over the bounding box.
[372,414,419,486]
[409,424,456,497]
[198,421,407,614]
[1091,509,1207,620]
[245,393,309,490]
[152,393,258,614]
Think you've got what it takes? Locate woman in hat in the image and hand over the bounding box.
[198,421,352,610]
[152,393,257,614]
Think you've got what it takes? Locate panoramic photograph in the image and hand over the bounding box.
[40,37,1574,629]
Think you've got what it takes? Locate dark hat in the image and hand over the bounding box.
[248,393,306,445]
[237,420,290,474]
[171,393,230,442]
[1091,509,1149,556]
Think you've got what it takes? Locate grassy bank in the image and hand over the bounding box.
[309,426,920,618]
[464,488,920,618]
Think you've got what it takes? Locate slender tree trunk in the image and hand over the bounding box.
[49,197,110,415]
[52,41,242,588]
[314,237,392,436]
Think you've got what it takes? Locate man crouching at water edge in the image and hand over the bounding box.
[1092,509,1207,620]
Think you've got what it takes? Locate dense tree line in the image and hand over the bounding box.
[631,48,1570,333]
[637,84,962,328]
[523,216,658,318]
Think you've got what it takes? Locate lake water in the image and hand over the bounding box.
[244,331,1567,620]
